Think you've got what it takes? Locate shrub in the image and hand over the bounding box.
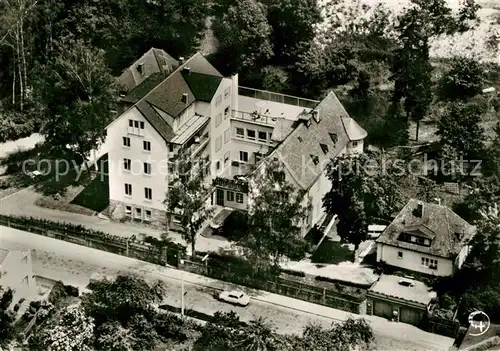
[64,285,79,297]
[48,281,68,304]
[438,57,485,100]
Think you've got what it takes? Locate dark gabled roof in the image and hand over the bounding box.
[181,71,223,102]
[121,72,166,104]
[144,70,195,118]
[136,100,175,142]
[270,91,366,190]
[376,199,476,259]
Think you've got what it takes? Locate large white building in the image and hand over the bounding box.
[105,49,367,234]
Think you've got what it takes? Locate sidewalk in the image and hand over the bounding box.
[0,187,230,253]
[1,226,454,350]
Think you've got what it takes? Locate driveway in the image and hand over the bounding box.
[0,226,455,351]
[0,187,230,253]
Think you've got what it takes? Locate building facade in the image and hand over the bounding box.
[106,49,367,233]
[376,199,476,277]
[0,249,36,309]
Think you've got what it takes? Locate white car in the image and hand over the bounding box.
[218,290,250,307]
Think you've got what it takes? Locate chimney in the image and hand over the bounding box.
[178,56,185,64]
[181,93,188,103]
[415,202,424,218]
[183,66,191,74]
[231,74,239,112]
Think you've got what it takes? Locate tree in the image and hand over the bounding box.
[32,304,94,351]
[261,65,290,93]
[35,38,116,164]
[234,317,280,351]
[245,159,308,267]
[439,56,485,100]
[95,321,135,351]
[436,101,486,171]
[82,274,165,326]
[0,288,14,345]
[296,318,375,351]
[323,153,406,248]
[390,0,480,141]
[266,0,321,65]
[165,151,213,256]
[213,0,273,74]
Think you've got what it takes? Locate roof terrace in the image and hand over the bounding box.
[233,86,319,127]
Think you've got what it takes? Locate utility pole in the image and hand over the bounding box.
[180,259,185,316]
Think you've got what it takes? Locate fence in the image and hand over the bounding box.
[0,215,182,267]
[182,259,365,314]
[1,214,365,314]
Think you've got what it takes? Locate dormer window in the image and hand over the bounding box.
[320,143,329,154]
[329,133,338,145]
[310,155,319,166]
[137,63,144,75]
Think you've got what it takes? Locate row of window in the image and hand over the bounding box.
[123,137,151,151]
[214,88,231,108]
[215,128,232,152]
[128,119,145,136]
[124,183,153,200]
[215,107,230,127]
[227,191,244,203]
[123,159,152,174]
[125,206,152,221]
[236,127,271,143]
[397,251,439,269]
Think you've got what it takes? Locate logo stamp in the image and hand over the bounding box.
[468,311,490,337]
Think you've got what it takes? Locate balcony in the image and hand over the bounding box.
[231,110,279,126]
[239,86,319,109]
[213,177,249,193]
[187,134,209,157]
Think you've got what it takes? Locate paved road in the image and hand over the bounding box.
[0,226,454,351]
[0,187,230,253]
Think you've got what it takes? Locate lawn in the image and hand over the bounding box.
[71,174,109,213]
[311,239,354,264]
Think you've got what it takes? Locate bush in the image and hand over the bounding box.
[13,304,19,312]
[438,57,485,100]
[281,269,306,278]
[48,281,68,304]
[64,285,79,297]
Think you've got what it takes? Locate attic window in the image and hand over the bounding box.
[454,232,462,241]
[310,155,319,166]
[320,143,329,154]
[329,133,338,145]
[137,63,144,75]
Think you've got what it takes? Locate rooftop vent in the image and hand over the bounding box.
[181,93,188,103]
[398,280,414,287]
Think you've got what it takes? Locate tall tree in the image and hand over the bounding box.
[212,0,273,74]
[35,39,117,164]
[391,0,480,141]
[437,101,486,167]
[165,151,213,257]
[439,56,485,100]
[323,152,408,248]
[245,159,308,267]
[266,0,322,65]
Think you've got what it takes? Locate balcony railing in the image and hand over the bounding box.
[231,110,279,126]
[239,86,319,109]
[187,135,209,157]
[213,177,249,193]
